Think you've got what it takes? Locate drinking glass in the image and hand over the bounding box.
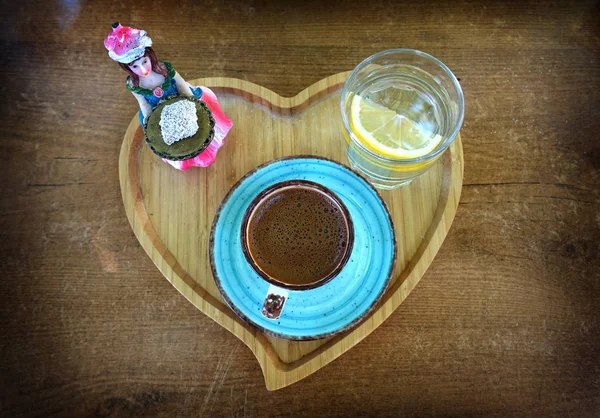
[340,49,464,189]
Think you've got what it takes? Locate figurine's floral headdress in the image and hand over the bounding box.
[104,22,152,63]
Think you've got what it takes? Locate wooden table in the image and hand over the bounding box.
[1,1,598,416]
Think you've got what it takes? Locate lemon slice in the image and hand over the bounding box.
[350,95,443,159]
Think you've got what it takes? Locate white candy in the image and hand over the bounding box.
[159,100,199,146]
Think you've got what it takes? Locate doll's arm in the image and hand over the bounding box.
[174,72,194,97]
[131,92,152,123]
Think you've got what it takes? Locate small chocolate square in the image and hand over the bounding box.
[261,293,286,320]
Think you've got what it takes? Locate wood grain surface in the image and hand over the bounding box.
[1,0,599,416]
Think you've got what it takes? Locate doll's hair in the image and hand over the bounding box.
[120,47,169,88]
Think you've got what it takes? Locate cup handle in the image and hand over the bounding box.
[261,284,289,320]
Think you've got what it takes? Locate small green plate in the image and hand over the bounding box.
[144,96,215,161]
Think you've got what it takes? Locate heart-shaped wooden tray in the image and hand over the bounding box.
[119,73,464,390]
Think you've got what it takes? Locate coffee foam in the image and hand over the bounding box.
[246,185,350,286]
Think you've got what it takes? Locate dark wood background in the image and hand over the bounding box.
[1,0,598,416]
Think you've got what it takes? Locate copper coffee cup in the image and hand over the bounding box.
[241,180,354,319]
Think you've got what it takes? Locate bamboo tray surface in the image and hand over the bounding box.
[119,73,464,390]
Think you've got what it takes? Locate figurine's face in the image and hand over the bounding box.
[129,56,151,77]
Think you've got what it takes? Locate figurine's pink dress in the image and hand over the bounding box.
[128,61,232,170]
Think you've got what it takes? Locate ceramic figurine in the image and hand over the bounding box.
[104,22,232,170]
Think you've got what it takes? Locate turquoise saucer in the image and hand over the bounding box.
[209,156,396,340]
